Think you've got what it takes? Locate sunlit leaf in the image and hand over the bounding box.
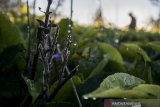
[98,42,123,64]
[83,84,160,99]
[83,73,145,99]
[97,42,126,72]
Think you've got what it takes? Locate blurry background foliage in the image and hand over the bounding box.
[0,0,160,107]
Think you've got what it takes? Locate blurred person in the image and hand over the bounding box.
[128,12,136,30]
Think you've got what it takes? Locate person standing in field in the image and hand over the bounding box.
[128,12,137,30]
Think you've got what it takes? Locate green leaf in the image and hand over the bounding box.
[77,42,104,78]
[0,45,25,71]
[22,76,43,104]
[119,43,151,62]
[77,42,125,79]
[97,42,126,72]
[82,29,98,39]
[98,42,124,64]
[0,45,26,98]
[83,73,145,99]
[87,55,109,79]
[84,84,160,99]
[146,41,160,54]
[49,76,82,101]
[0,12,25,53]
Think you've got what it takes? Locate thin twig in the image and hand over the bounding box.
[57,45,83,107]
[32,0,37,26]
[48,65,79,102]
[44,0,52,27]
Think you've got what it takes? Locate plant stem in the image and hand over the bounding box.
[66,67,83,107]
[24,0,31,77]
[48,65,78,101]
[44,0,52,27]
[32,0,37,26]
[57,45,83,107]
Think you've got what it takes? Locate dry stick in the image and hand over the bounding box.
[56,45,83,107]
[44,0,52,27]
[31,0,52,80]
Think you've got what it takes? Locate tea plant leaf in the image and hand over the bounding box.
[97,42,124,64]
[83,84,160,99]
[0,45,25,71]
[77,42,104,78]
[146,41,160,54]
[22,76,43,104]
[83,73,145,99]
[49,76,82,101]
[97,42,126,72]
[87,55,109,79]
[0,12,25,53]
[119,43,151,62]
[82,29,98,39]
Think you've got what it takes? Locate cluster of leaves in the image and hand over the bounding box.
[0,9,160,107]
[70,25,160,106]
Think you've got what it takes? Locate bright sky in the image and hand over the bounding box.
[27,0,159,29]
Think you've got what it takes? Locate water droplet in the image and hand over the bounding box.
[92,97,96,100]
[69,24,71,27]
[73,43,77,46]
[76,67,79,71]
[114,39,119,44]
[126,48,129,51]
[68,30,71,33]
[124,98,127,100]
[57,44,60,47]
[138,48,141,51]
[69,35,72,38]
[67,51,70,55]
[83,96,88,100]
[26,79,29,82]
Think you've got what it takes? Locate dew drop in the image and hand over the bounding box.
[69,35,72,38]
[126,48,129,51]
[138,48,141,51]
[68,30,71,33]
[57,44,60,47]
[67,51,70,55]
[76,67,79,71]
[27,26,30,29]
[92,97,96,100]
[69,24,71,27]
[114,39,119,44]
[73,43,77,46]
[124,98,127,100]
[83,96,88,100]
